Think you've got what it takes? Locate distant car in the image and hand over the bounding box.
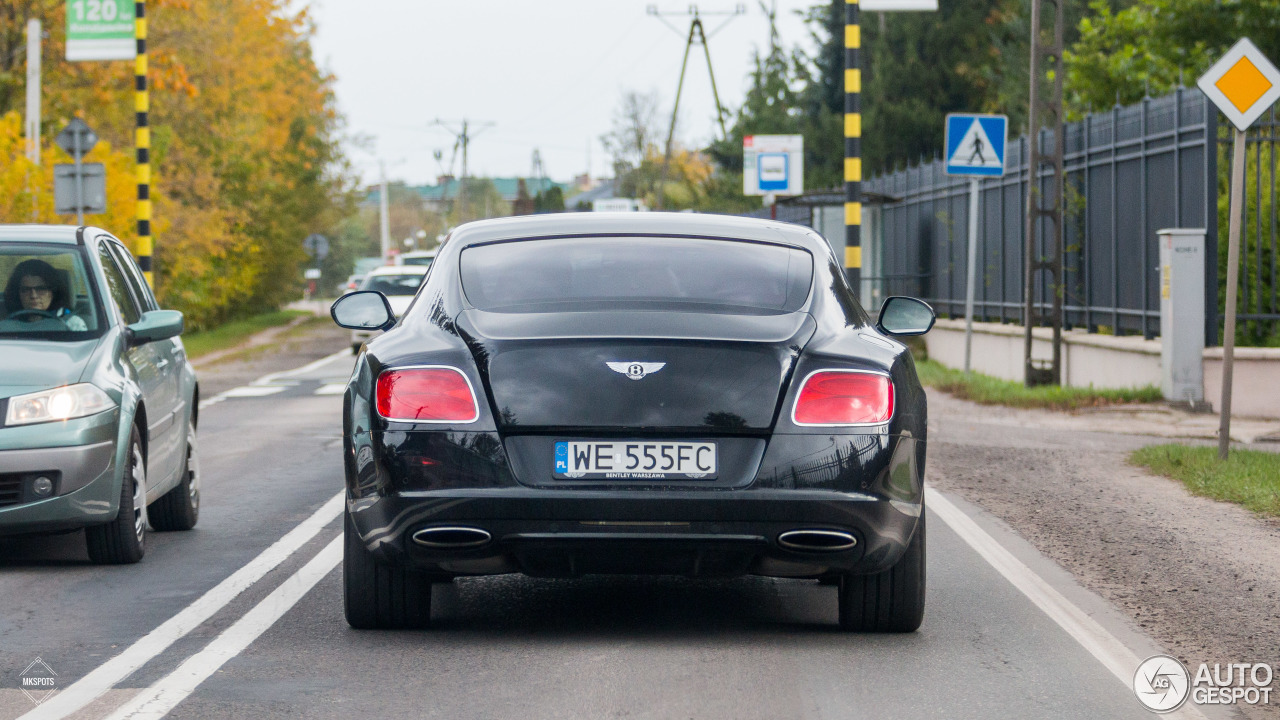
[346,265,427,353]
[0,225,200,563]
[330,213,935,630]
[396,250,437,268]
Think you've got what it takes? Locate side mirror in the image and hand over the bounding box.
[877,297,936,336]
[331,291,395,331]
[127,310,184,346]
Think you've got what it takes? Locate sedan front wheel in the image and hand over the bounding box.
[86,426,147,564]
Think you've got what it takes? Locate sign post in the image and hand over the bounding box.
[1197,38,1280,460]
[944,113,1008,374]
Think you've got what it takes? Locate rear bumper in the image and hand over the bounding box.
[348,488,921,578]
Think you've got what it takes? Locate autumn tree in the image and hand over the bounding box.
[0,0,352,328]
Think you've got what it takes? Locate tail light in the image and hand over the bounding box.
[376,367,479,423]
[792,370,894,426]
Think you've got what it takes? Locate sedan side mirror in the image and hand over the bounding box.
[331,291,395,331]
[126,310,184,346]
[877,297,936,336]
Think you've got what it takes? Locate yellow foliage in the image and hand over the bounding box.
[1,0,346,329]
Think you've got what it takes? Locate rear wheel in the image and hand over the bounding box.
[151,419,200,531]
[86,426,147,564]
[838,512,925,632]
[344,512,432,629]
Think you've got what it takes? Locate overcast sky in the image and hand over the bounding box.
[305,0,824,187]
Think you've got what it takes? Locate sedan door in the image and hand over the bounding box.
[95,241,180,489]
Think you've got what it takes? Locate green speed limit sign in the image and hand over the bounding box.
[65,0,136,62]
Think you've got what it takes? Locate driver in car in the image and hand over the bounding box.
[3,259,88,330]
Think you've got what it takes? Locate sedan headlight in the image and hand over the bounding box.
[5,384,116,426]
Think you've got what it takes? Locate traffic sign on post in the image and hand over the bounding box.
[944,114,1008,177]
[55,118,98,159]
[65,0,137,61]
[944,113,1007,375]
[1197,38,1280,459]
[1197,38,1280,132]
[303,234,329,262]
[743,135,803,197]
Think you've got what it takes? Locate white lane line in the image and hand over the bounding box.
[314,383,346,396]
[220,386,287,398]
[19,493,344,720]
[196,348,351,411]
[252,348,351,386]
[104,535,343,720]
[926,487,1210,720]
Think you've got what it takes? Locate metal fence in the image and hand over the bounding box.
[863,88,1221,344]
[1232,107,1280,345]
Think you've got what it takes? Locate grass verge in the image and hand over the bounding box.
[182,310,311,359]
[1131,444,1280,518]
[914,357,1164,410]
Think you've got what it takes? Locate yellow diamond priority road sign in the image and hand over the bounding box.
[1198,38,1280,132]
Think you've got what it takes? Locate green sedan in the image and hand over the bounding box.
[0,225,200,563]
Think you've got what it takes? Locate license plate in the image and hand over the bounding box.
[554,441,717,480]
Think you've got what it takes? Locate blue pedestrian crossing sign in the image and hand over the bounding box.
[945,114,1008,177]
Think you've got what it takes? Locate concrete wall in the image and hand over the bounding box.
[1203,347,1280,419]
[923,319,1280,419]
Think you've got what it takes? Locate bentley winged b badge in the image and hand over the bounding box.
[606,362,666,380]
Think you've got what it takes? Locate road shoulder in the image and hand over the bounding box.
[927,389,1280,719]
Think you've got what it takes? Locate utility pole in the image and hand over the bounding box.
[25,19,41,166]
[25,19,41,221]
[647,4,745,210]
[844,0,862,290]
[379,161,391,261]
[1023,0,1065,386]
[434,118,494,223]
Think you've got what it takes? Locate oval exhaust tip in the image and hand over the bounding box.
[412,526,492,548]
[777,529,858,552]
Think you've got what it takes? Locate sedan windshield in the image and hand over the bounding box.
[0,244,104,340]
[362,272,426,295]
[460,236,814,314]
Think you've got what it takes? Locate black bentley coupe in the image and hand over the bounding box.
[331,213,935,631]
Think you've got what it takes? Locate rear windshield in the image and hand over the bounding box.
[362,272,425,295]
[460,237,814,314]
[0,244,105,340]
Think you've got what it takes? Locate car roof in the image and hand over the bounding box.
[366,265,427,276]
[445,212,831,255]
[0,224,83,244]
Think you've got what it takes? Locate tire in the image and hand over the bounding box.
[838,511,925,632]
[86,426,147,564]
[150,419,200,531]
[344,512,432,629]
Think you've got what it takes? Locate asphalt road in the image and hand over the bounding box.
[0,349,1246,720]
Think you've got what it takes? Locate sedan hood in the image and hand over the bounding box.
[0,338,103,399]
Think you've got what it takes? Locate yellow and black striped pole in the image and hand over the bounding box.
[135,0,152,284]
[843,0,861,289]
